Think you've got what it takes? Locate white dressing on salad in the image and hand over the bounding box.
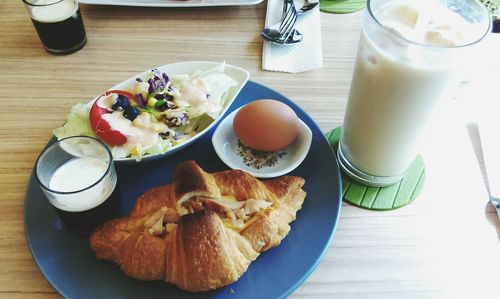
[109,112,170,158]
[98,94,118,109]
[132,81,150,99]
[171,77,211,118]
[200,72,238,119]
[171,67,238,119]
[98,95,170,157]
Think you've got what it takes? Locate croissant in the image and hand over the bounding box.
[90,160,306,292]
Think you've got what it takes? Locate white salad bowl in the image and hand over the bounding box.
[212,107,312,178]
[59,61,249,164]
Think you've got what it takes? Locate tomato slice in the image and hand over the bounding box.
[103,89,135,99]
[89,91,130,146]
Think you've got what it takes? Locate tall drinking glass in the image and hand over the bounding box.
[338,0,491,187]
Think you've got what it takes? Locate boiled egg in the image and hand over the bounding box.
[233,99,299,152]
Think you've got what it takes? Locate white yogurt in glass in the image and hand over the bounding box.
[49,156,114,212]
[338,0,490,186]
[36,136,117,213]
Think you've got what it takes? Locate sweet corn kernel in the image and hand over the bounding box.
[148,97,157,107]
[130,146,139,156]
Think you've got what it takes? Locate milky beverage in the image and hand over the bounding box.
[49,156,114,212]
[339,0,489,184]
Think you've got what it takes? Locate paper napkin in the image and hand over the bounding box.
[262,0,323,73]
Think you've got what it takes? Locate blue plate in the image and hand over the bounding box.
[24,81,342,299]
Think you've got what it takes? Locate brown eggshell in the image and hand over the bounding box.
[233,99,299,152]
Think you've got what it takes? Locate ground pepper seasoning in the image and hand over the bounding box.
[236,140,287,169]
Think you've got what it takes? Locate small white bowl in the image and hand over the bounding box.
[212,107,312,178]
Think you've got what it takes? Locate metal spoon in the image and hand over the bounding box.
[297,0,319,14]
[284,29,303,44]
[261,28,303,45]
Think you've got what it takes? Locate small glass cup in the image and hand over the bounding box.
[338,0,491,187]
[22,0,87,54]
[35,136,120,234]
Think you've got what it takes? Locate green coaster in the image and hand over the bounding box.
[320,0,366,14]
[326,127,425,210]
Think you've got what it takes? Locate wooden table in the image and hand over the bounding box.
[1,1,499,298]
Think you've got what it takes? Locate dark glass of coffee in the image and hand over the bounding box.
[22,0,87,54]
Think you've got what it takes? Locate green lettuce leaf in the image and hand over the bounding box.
[183,113,215,134]
[53,102,95,139]
[132,138,173,161]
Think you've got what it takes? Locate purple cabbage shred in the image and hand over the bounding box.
[137,93,145,107]
[144,70,172,100]
[154,93,165,100]
[162,73,169,84]
[147,78,156,94]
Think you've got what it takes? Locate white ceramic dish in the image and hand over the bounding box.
[212,107,312,178]
[58,61,249,164]
[79,0,264,7]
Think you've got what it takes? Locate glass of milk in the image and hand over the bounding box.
[35,136,120,234]
[338,0,490,187]
[22,0,87,54]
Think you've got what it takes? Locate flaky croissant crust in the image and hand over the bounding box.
[90,160,306,292]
